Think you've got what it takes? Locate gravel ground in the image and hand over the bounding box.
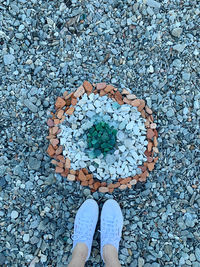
[0,0,200,266]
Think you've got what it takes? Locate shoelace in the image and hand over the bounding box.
[72,217,93,241]
[101,217,120,241]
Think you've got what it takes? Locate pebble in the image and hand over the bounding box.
[29,157,41,170]
[11,210,19,219]
[195,248,200,262]
[3,54,15,65]
[146,0,161,9]
[173,44,186,53]
[24,99,38,113]
[172,28,183,37]
[23,233,30,242]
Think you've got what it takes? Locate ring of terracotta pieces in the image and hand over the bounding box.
[46,81,158,194]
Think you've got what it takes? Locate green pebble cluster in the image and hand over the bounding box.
[86,121,117,158]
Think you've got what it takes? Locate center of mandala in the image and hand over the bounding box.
[86,121,117,159]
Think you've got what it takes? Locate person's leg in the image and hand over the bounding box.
[68,243,88,267]
[103,244,121,267]
[68,199,99,266]
[100,199,123,267]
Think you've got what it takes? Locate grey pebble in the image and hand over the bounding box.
[172,28,183,37]
[24,99,38,113]
[0,253,6,265]
[23,233,30,242]
[11,210,19,219]
[195,248,200,262]
[3,54,15,65]
[146,0,161,9]
[83,188,91,197]
[29,157,41,170]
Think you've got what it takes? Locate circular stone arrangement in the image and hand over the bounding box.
[46,81,158,193]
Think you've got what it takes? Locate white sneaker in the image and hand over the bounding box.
[72,199,99,261]
[100,199,123,261]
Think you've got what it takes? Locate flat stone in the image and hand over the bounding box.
[23,233,30,242]
[50,138,59,146]
[24,99,38,113]
[0,253,6,265]
[99,187,109,193]
[83,80,93,93]
[55,97,66,109]
[104,84,114,93]
[65,158,71,169]
[195,248,200,262]
[74,85,85,98]
[166,108,175,118]
[47,118,54,127]
[126,94,137,100]
[11,210,19,219]
[146,0,161,9]
[29,157,41,170]
[171,27,183,37]
[131,99,140,107]
[66,107,75,115]
[147,129,155,139]
[3,54,15,65]
[67,174,76,181]
[173,44,186,53]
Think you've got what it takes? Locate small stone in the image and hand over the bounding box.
[52,126,59,135]
[150,123,157,129]
[147,162,155,171]
[83,81,93,93]
[50,138,59,146]
[78,170,86,181]
[104,85,115,93]
[166,108,175,118]
[24,99,38,113]
[126,94,137,100]
[0,253,6,265]
[55,146,63,155]
[182,72,191,81]
[55,97,66,109]
[121,88,130,95]
[47,144,55,157]
[119,184,127,190]
[195,248,200,261]
[138,257,145,267]
[83,188,91,196]
[29,157,41,170]
[65,158,71,169]
[11,210,19,219]
[131,99,140,107]
[171,27,183,37]
[96,82,107,90]
[89,165,95,172]
[173,44,186,53]
[47,118,54,127]
[99,187,109,193]
[3,54,15,65]
[23,233,30,242]
[55,166,64,173]
[57,110,64,119]
[74,85,85,98]
[66,107,75,115]
[145,106,153,114]
[147,129,155,139]
[67,174,76,181]
[146,0,161,9]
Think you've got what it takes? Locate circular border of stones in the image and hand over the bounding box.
[46,81,158,193]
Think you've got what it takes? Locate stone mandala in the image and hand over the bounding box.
[46,81,158,193]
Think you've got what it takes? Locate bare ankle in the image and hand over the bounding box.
[103,244,121,267]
